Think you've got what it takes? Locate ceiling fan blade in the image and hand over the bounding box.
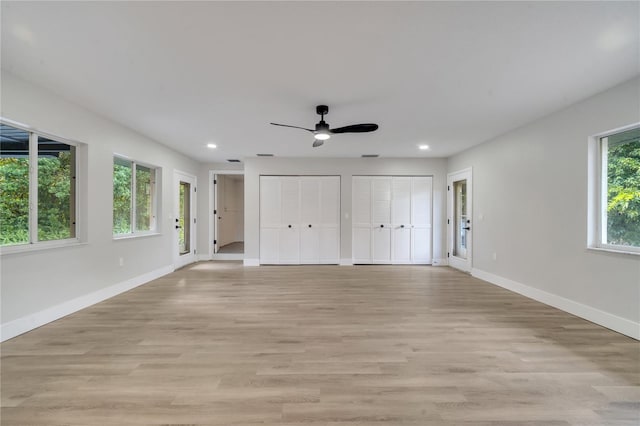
[312,139,324,148]
[330,123,379,134]
[270,123,314,132]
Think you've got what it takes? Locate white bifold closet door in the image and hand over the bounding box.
[352,176,432,265]
[260,176,340,265]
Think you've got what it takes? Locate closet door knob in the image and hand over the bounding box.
[288,224,292,228]
[380,224,384,228]
[400,225,405,228]
[308,224,312,228]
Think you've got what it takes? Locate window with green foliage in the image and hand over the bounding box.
[600,126,640,251]
[1,122,77,247]
[113,156,157,236]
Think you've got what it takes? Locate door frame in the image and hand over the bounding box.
[447,168,473,272]
[174,170,197,269]
[209,170,245,261]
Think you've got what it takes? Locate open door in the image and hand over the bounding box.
[448,168,472,272]
[174,171,197,269]
[210,171,244,260]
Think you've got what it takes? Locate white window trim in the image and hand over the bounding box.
[588,123,640,256]
[112,154,160,239]
[0,118,83,256]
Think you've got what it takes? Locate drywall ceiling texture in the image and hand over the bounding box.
[243,157,448,265]
[448,77,640,330]
[1,1,638,161]
[0,71,200,325]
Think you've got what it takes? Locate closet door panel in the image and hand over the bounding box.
[412,227,431,264]
[279,227,300,264]
[372,227,391,264]
[300,177,321,225]
[372,177,392,225]
[352,227,372,264]
[260,177,281,228]
[300,227,320,264]
[411,177,432,227]
[319,227,340,264]
[392,227,412,263]
[392,177,411,226]
[411,177,432,264]
[280,177,300,227]
[352,177,372,226]
[260,228,279,264]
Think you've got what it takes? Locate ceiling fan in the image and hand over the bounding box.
[270,105,379,147]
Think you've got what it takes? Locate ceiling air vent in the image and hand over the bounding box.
[256,154,274,157]
[227,159,241,163]
[361,154,379,158]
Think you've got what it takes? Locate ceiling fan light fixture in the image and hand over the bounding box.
[314,131,331,141]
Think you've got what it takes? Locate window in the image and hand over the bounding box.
[0,122,78,248]
[113,156,158,236]
[594,125,640,253]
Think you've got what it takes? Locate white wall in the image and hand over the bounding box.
[448,76,640,338]
[243,157,448,265]
[0,71,200,337]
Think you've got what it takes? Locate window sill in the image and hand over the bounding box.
[1,239,86,256]
[587,247,640,257]
[113,232,162,241]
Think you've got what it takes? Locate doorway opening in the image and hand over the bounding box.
[211,172,244,260]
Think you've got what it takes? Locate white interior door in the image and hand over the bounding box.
[411,176,432,264]
[279,177,301,264]
[318,177,340,264]
[352,177,372,263]
[174,171,197,269]
[448,169,472,272]
[391,177,412,263]
[300,177,321,264]
[259,176,281,264]
[372,177,392,264]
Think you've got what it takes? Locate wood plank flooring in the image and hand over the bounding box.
[1,262,638,425]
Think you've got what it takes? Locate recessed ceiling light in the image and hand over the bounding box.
[418,144,430,150]
[207,143,217,149]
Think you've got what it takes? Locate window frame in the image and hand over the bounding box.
[0,118,83,255]
[589,123,640,255]
[112,154,160,239]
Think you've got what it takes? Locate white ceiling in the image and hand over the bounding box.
[2,1,638,162]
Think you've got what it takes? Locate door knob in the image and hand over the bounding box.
[308,224,312,228]
[288,224,292,228]
[380,224,384,228]
[400,225,405,228]
[175,225,182,229]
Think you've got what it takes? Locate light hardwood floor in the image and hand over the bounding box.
[1,262,638,425]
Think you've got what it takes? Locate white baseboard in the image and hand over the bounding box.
[340,258,353,266]
[432,258,448,266]
[471,268,640,340]
[243,258,260,266]
[0,265,174,342]
[211,253,244,261]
